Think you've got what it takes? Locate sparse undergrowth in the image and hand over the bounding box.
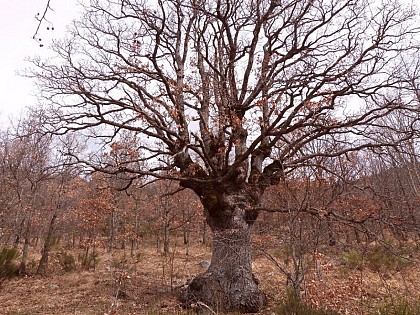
[275,291,340,315]
[58,251,76,272]
[374,299,420,315]
[0,237,419,314]
[0,247,19,282]
[340,244,414,273]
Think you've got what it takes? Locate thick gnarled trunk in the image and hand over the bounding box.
[181,186,266,313]
[182,227,266,312]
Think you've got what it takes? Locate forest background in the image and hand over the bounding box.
[0,0,420,314]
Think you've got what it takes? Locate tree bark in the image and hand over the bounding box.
[19,235,30,275]
[19,216,33,275]
[37,212,57,275]
[108,210,115,253]
[181,186,266,313]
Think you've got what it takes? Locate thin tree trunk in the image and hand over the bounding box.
[19,235,30,275]
[79,232,84,248]
[130,238,135,257]
[182,208,190,245]
[108,210,115,253]
[37,212,57,275]
[163,221,170,254]
[82,245,90,269]
[19,217,32,275]
[13,218,25,250]
[162,199,171,254]
[133,213,139,252]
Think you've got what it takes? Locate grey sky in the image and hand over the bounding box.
[0,0,79,127]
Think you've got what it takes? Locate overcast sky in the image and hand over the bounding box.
[0,0,80,127]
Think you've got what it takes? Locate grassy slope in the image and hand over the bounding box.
[1,237,419,314]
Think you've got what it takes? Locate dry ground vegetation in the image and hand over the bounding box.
[1,223,419,315]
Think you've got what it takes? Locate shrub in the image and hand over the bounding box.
[341,249,363,270]
[341,247,411,273]
[375,299,420,315]
[272,247,290,260]
[366,246,411,273]
[81,252,100,270]
[135,251,144,262]
[59,251,76,271]
[0,247,19,280]
[275,291,340,315]
[138,223,157,238]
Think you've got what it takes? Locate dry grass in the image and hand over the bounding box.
[1,236,419,315]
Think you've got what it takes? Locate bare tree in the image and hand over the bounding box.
[36,138,81,275]
[30,0,419,312]
[362,109,420,240]
[0,116,55,274]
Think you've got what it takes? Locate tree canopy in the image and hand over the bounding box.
[31,0,418,185]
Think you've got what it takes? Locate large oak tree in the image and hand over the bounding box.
[30,0,419,312]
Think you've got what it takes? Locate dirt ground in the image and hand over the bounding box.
[1,237,419,315]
